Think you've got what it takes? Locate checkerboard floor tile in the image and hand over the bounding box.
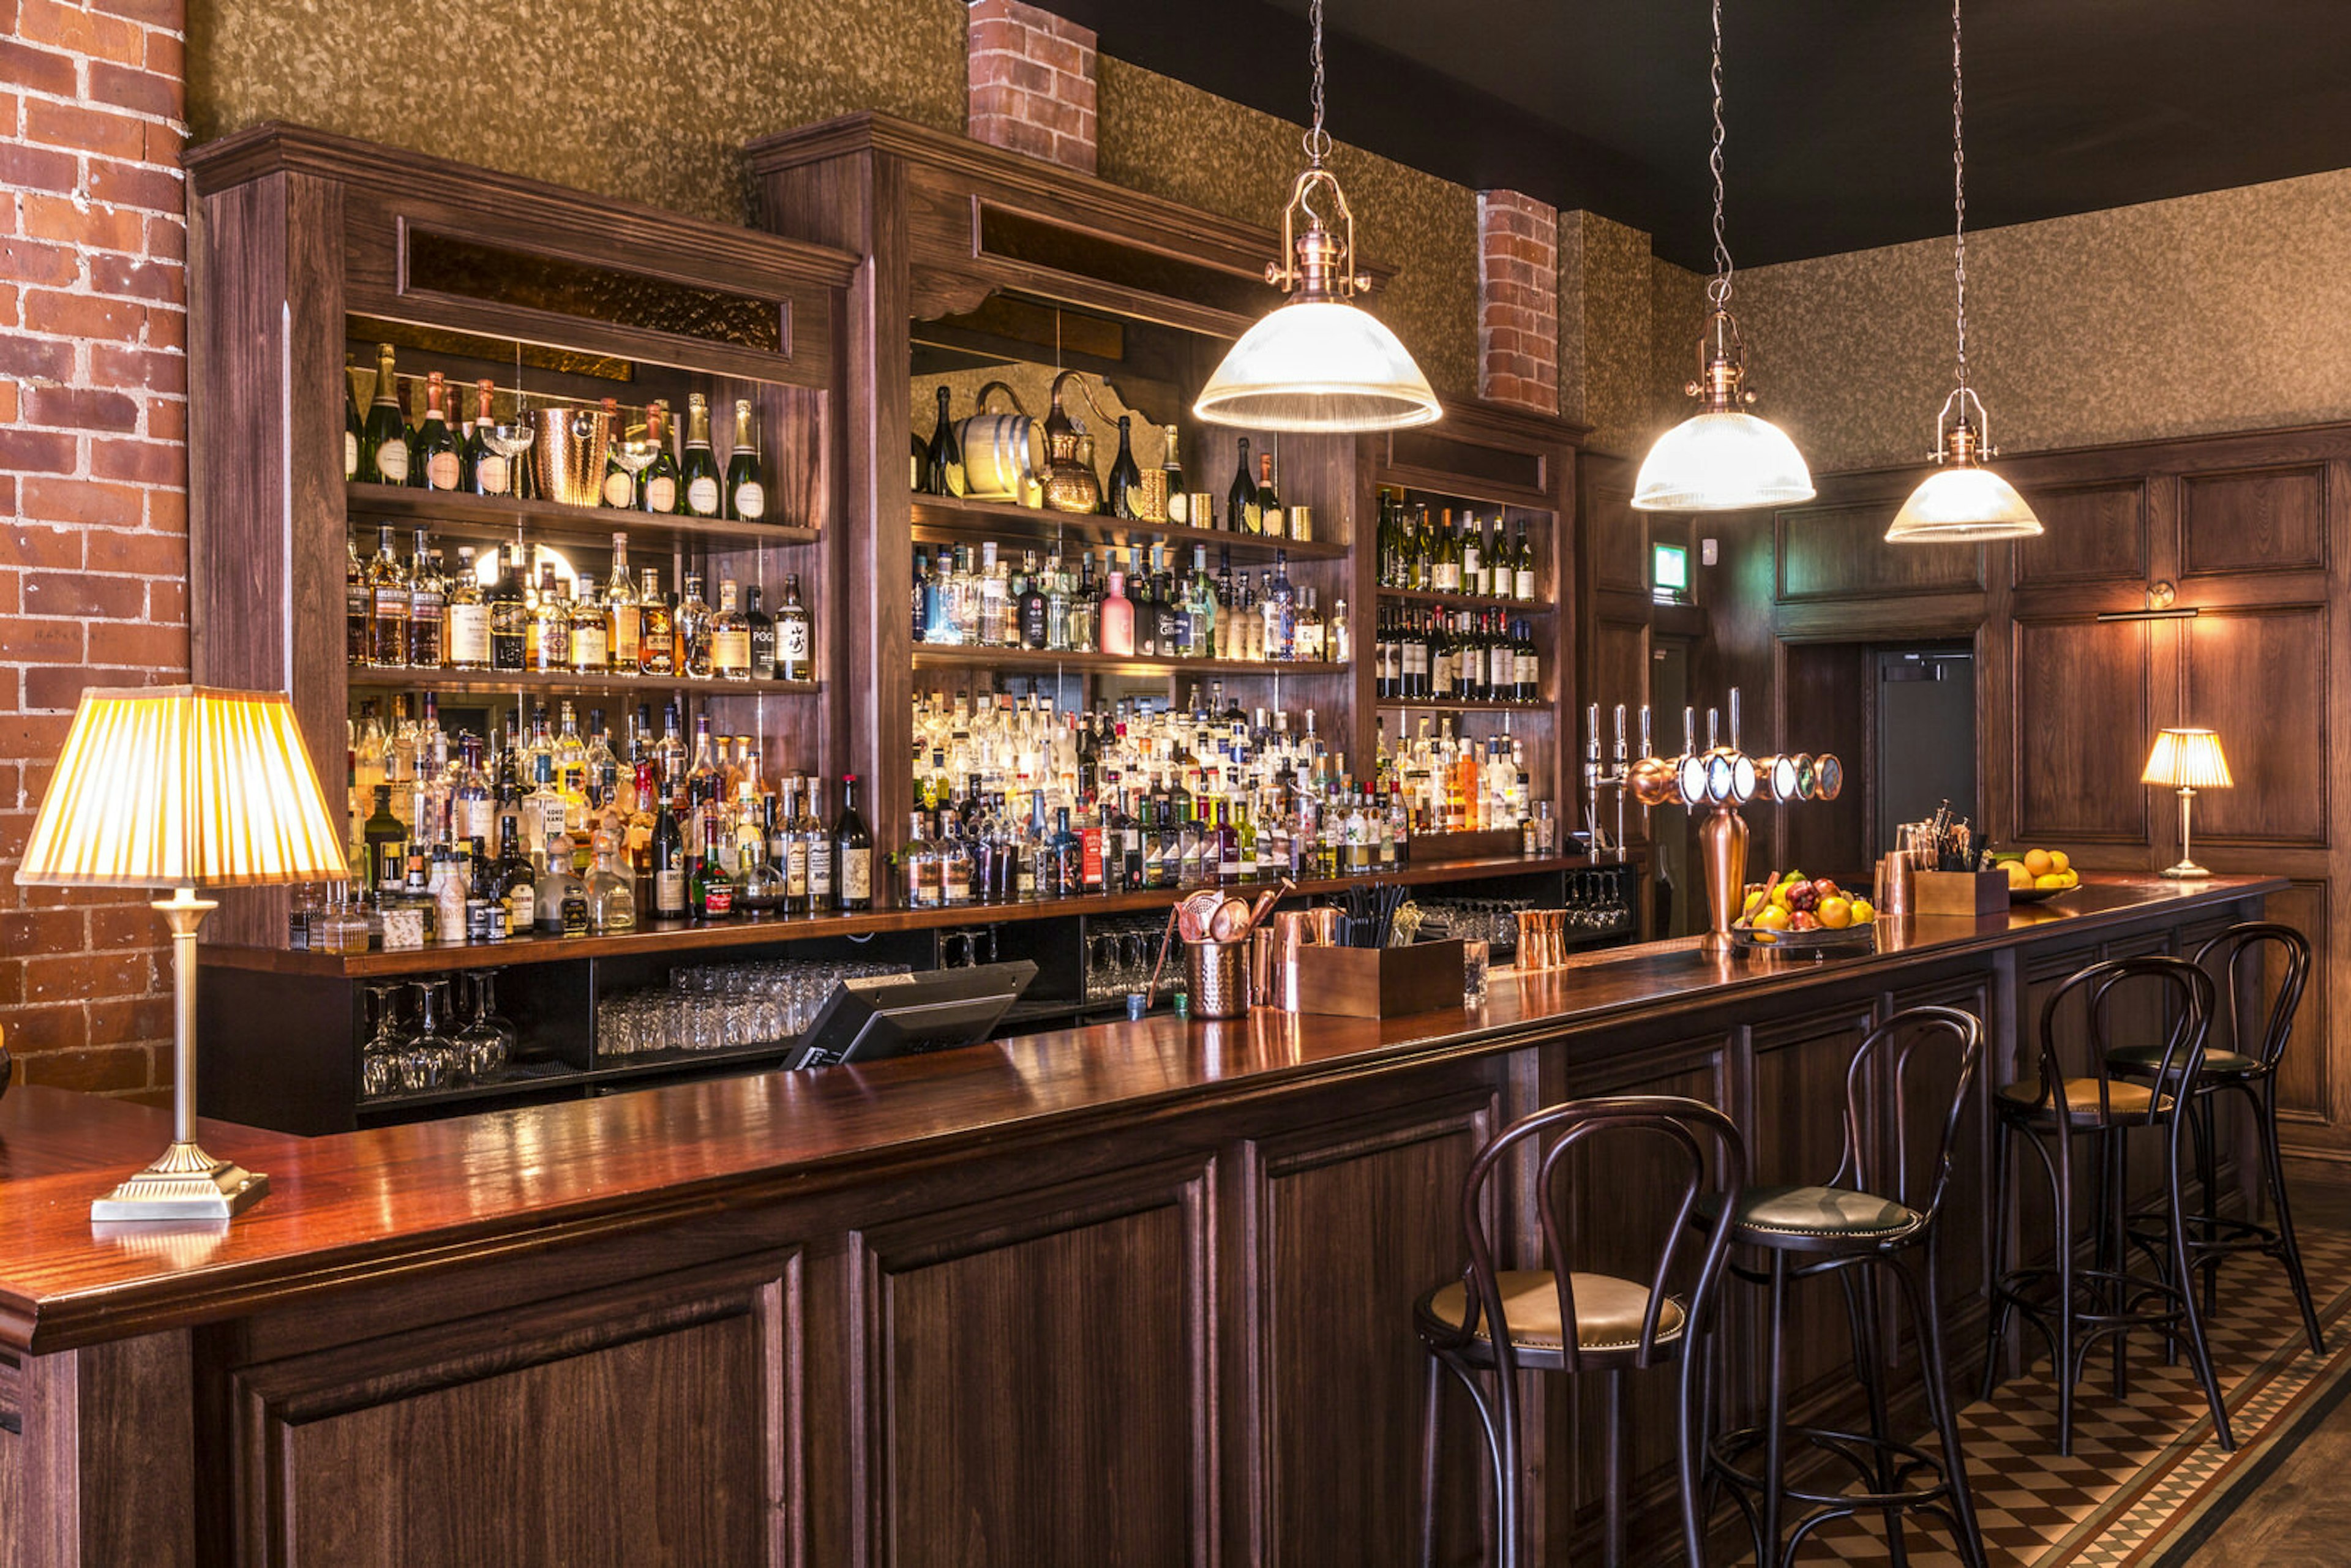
[1719,1231,2351,1566]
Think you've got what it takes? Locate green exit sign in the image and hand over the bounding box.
[1653,541,1690,601]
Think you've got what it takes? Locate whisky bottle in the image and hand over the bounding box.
[725,398,766,521]
[531,565,568,673]
[604,532,639,670]
[366,524,408,668]
[345,535,368,665]
[415,372,462,491]
[745,584,776,680]
[405,527,444,669]
[446,547,490,670]
[637,567,676,677]
[776,573,814,683]
[680,392,722,518]
[568,572,609,675]
[361,343,409,486]
[677,572,714,678]
[711,579,752,682]
[489,544,529,673]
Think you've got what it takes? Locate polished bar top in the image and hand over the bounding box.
[0,874,2277,1352]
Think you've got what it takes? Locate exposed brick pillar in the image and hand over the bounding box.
[967,0,1097,174]
[1477,189,1561,415]
[0,0,190,1093]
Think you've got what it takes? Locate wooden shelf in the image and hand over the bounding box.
[346,484,823,553]
[347,668,822,701]
[910,493,1348,563]
[1377,588,1553,614]
[913,645,1345,678]
[1377,697,1553,715]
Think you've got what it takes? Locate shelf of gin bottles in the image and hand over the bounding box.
[912,646,1345,679]
[909,493,1348,564]
[347,484,822,555]
[346,669,822,701]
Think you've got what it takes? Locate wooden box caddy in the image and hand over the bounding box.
[1288,939,1467,1018]
[1914,869,2009,917]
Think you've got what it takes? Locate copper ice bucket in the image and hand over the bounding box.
[530,406,613,508]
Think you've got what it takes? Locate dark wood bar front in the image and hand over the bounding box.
[0,876,2274,1564]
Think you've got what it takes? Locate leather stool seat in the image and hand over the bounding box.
[1733,1184,1918,1240]
[2106,1043,2260,1079]
[1995,1076,2172,1125]
[1420,1269,1684,1354]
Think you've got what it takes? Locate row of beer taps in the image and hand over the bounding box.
[1581,687,1845,861]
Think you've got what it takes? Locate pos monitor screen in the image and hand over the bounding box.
[791,961,1038,1069]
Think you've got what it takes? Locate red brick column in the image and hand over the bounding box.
[0,0,189,1093]
[1477,189,1560,415]
[967,0,1097,174]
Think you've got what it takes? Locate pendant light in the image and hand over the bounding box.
[1194,0,1441,433]
[1886,0,2042,542]
[1633,0,1813,513]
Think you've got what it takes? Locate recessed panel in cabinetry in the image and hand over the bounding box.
[1593,617,1651,717]
[2010,481,2147,587]
[2186,607,2328,846]
[2011,617,2151,845]
[1776,502,1982,603]
[1590,482,1648,596]
[866,1160,1211,1566]
[2182,464,2327,577]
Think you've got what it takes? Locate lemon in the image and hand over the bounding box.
[1850,899,1875,925]
[2035,872,2066,890]
[2024,849,2053,877]
[2049,850,2070,874]
[2005,861,2035,890]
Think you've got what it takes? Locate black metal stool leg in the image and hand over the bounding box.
[1417,1351,1442,1568]
[2196,1092,2221,1318]
[1761,1250,1792,1567]
[2167,1117,2237,1452]
[2249,1079,2325,1358]
[2110,1130,2133,1397]
[1912,1246,1989,1568]
[1678,1310,1714,1568]
[2053,1120,2080,1457]
[1603,1366,1627,1568]
[1840,1266,1909,1567]
[1980,1114,2014,1404]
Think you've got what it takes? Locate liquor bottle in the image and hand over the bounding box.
[649,800,687,920]
[586,829,637,932]
[1107,416,1145,521]
[1018,552,1048,649]
[593,533,636,670]
[362,782,406,894]
[775,574,814,683]
[530,565,568,673]
[360,343,409,486]
[801,776,834,909]
[640,401,680,514]
[466,379,509,495]
[677,572,713,678]
[1100,569,1135,657]
[414,372,462,491]
[688,805,735,920]
[489,543,528,672]
[1161,424,1188,524]
[833,773,874,910]
[637,567,675,676]
[568,571,609,674]
[343,354,362,482]
[1227,437,1258,532]
[494,817,537,933]
[1047,806,1081,898]
[743,583,777,680]
[904,811,941,909]
[725,397,766,521]
[710,579,752,681]
[678,393,723,518]
[405,528,444,669]
[1256,451,1283,539]
[366,525,408,668]
[925,386,966,498]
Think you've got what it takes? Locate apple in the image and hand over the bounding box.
[1790,910,1821,931]
[1812,878,1842,902]
[1788,885,1821,913]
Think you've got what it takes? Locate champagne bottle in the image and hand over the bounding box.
[342,354,362,482]
[361,343,409,486]
[910,432,930,495]
[641,401,680,514]
[725,397,766,521]
[1256,451,1283,539]
[466,379,509,495]
[833,773,874,911]
[1161,425,1188,524]
[926,386,965,498]
[414,372,460,490]
[1107,415,1144,521]
[1227,437,1258,533]
[680,392,722,518]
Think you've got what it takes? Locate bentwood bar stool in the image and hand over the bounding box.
[1981,955,2234,1455]
[1697,1005,1989,1568]
[2107,923,2324,1357]
[1413,1095,1747,1568]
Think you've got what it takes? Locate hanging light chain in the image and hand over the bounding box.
[1707,0,1733,309]
[1303,0,1333,167]
[1952,0,1968,392]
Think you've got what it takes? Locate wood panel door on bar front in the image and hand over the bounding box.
[1701,421,2351,1164]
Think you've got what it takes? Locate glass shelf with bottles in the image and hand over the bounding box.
[348,523,820,690]
[342,332,819,546]
[1373,487,1548,607]
[913,538,1348,669]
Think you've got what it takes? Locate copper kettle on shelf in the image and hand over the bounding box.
[1042,369,1104,515]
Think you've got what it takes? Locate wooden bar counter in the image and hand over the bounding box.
[0,875,2278,1566]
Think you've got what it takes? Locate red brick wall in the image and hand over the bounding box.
[1477,189,1559,415]
[967,0,1097,174]
[0,0,189,1094]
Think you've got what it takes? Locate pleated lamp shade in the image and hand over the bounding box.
[17,685,347,888]
[2141,727,2233,791]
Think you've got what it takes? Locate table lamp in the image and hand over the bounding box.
[15,686,346,1220]
[2142,726,2232,880]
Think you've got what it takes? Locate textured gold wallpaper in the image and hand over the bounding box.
[1736,165,2351,473]
[187,0,970,225]
[1095,58,1478,402]
[1558,211,1656,456]
[1647,258,1710,451]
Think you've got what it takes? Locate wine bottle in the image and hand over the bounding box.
[342,354,362,482]
[1161,424,1188,524]
[910,432,929,494]
[680,392,722,518]
[1227,437,1258,533]
[641,401,680,514]
[726,397,766,521]
[833,773,874,911]
[361,343,409,486]
[1107,416,1144,520]
[1513,519,1537,601]
[776,574,814,683]
[926,386,966,498]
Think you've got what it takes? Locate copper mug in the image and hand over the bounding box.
[1272,910,1321,1011]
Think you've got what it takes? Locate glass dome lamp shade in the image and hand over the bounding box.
[1632,306,1815,511]
[1886,389,2042,542]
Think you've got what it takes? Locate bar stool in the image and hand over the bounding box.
[2107,923,2323,1356]
[1413,1095,1747,1568]
[1981,955,2234,1455]
[1698,1005,1989,1568]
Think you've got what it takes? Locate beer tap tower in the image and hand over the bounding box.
[1596,686,1845,952]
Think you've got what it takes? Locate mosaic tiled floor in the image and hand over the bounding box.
[1731,1231,2351,1566]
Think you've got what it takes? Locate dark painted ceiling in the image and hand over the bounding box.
[1051,0,2351,268]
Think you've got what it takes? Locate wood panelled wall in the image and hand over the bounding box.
[1665,422,2351,1159]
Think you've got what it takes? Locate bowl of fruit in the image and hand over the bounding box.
[1730,869,1878,953]
[1995,847,2080,903]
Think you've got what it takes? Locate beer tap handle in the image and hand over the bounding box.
[1682,705,1698,759]
[1585,703,1602,760]
[1611,704,1629,768]
[1639,704,1654,759]
[1706,707,1720,754]
[1728,686,1743,757]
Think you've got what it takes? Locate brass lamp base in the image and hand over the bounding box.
[2159,861,2211,880]
[91,1139,268,1222]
